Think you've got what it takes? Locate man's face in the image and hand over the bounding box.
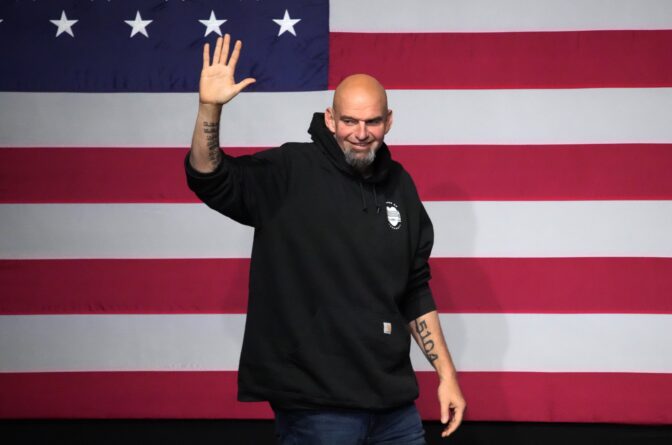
[325,91,393,172]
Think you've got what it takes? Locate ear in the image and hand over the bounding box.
[324,107,336,133]
[384,109,394,135]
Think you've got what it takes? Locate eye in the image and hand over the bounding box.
[342,118,356,125]
[366,118,383,126]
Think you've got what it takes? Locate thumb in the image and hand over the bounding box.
[235,78,256,93]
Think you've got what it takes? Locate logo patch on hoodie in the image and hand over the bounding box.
[386,201,401,230]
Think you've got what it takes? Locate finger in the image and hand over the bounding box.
[439,397,450,425]
[451,406,465,432]
[442,424,452,438]
[212,36,223,66]
[202,43,210,69]
[442,406,465,438]
[441,417,454,438]
[228,40,243,71]
[220,34,231,65]
[235,78,256,93]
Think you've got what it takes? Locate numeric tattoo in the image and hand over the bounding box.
[414,318,439,363]
[203,121,221,166]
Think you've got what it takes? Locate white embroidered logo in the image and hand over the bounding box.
[386,201,401,230]
[383,322,392,335]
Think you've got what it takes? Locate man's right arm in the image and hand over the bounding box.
[189,34,255,174]
[190,103,223,173]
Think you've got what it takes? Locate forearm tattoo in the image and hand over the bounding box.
[203,121,221,166]
[414,318,438,364]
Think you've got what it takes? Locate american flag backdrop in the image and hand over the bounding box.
[1,0,672,424]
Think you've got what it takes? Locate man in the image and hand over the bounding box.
[186,34,466,444]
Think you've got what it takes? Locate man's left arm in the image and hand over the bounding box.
[408,310,466,438]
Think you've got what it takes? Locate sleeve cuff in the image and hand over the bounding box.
[400,284,437,323]
[184,151,226,180]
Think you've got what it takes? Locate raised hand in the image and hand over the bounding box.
[199,34,256,106]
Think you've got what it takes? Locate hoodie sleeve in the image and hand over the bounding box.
[399,194,437,323]
[184,146,289,227]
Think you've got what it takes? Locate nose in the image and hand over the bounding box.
[355,121,367,140]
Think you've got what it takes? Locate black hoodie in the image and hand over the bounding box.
[185,113,436,410]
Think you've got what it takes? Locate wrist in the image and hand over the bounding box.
[437,364,458,382]
[197,102,223,120]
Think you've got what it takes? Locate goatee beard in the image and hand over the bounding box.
[344,148,376,174]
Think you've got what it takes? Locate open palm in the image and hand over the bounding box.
[200,34,256,105]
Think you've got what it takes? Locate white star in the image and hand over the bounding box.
[273,10,301,37]
[199,10,226,37]
[50,10,78,38]
[124,11,153,38]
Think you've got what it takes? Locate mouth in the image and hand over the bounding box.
[350,142,371,151]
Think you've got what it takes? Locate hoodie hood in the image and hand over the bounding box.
[308,112,392,185]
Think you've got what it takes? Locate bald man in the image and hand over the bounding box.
[186,35,466,444]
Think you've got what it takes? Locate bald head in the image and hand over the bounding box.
[325,74,393,174]
[332,74,388,114]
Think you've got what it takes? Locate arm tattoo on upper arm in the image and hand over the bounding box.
[414,318,439,364]
[203,121,222,166]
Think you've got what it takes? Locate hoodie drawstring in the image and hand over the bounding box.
[359,181,367,211]
[373,185,381,214]
[359,182,381,214]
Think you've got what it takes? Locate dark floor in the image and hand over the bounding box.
[2,419,672,445]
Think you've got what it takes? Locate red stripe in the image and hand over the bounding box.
[0,371,271,419]
[2,144,671,203]
[420,372,672,424]
[431,257,672,314]
[0,259,250,315]
[395,144,672,201]
[1,371,669,423]
[0,147,193,204]
[329,31,672,89]
[3,258,671,315]
[0,147,259,204]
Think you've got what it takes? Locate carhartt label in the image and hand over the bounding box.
[383,322,392,335]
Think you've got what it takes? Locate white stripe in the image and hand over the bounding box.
[417,313,672,372]
[391,88,672,145]
[331,0,672,32]
[0,315,245,372]
[425,200,672,258]
[1,89,671,147]
[1,201,671,259]
[1,314,670,373]
[0,204,253,259]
